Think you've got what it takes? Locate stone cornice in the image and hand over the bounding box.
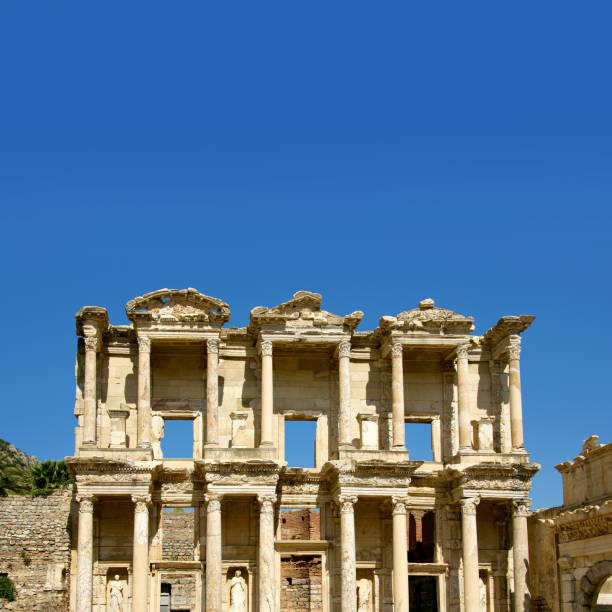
[482,315,535,352]
[75,306,109,338]
[445,462,540,494]
[65,457,159,477]
[555,439,612,474]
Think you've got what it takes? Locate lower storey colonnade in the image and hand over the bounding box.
[73,492,532,611]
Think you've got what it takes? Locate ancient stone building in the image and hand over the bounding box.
[66,288,540,611]
[530,437,612,611]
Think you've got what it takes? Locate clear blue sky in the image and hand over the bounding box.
[0,2,610,509]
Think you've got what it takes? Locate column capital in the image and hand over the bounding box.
[390,342,403,359]
[259,339,273,357]
[338,340,351,359]
[508,343,521,360]
[83,336,98,352]
[257,493,277,513]
[207,337,219,354]
[205,493,223,511]
[391,496,409,515]
[132,494,151,512]
[512,499,531,517]
[137,336,151,353]
[460,496,480,516]
[456,343,470,360]
[76,494,96,513]
[336,494,358,513]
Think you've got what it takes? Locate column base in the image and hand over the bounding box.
[137,441,151,449]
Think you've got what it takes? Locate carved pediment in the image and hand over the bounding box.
[379,298,474,335]
[249,291,363,334]
[125,288,230,327]
[482,315,535,348]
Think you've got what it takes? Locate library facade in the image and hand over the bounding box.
[67,288,538,611]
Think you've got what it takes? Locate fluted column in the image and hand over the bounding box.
[260,340,273,447]
[460,497,480,612]
[82,335,98,445]
[512,499,531,611]
[338,340,352,448]
[132,494,150,612]
[206,338,219,446]
[338,494,357,612]
[258,494,277,612]
[456,344,472,450]
[508,343,525,450]
[75,495,95,612]
[391,343,406,449]
[205,494,222,612]
[137,336,152,448]
[392,496,409,612]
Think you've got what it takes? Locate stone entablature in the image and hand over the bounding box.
[65,289,540,612]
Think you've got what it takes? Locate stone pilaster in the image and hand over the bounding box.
[431,415,441,461]
[391,343,406,449]
[205,494,222,612]
[392,496,409,612]
[206,338,219,446]
[460,496,480,612]
[258,494,277,612]
[131,494,150,612]
[338,340,352,448]
[137,336,152,448]
[512,499,531,611]
[456,344,472,450]
[82,335,98,445]
[260,340,273,447]
[338,495,357,612]
[75,495,95,612]
[508,342,525,450]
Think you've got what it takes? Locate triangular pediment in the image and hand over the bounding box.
[249,291,363,333]
[125,288,230,327]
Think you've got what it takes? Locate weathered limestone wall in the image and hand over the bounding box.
[280,555,323,612]
[98,499,134,562]
[162,509,195,561]
[0,489,72,612]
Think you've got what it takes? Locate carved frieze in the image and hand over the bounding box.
[557,515,612,543]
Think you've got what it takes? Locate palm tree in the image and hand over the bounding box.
[28,460,73,496]
[0,460,27,496]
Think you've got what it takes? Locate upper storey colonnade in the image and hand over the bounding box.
[74,288,534,464]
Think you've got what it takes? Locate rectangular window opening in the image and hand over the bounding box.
[160,419,194,459]
[281,554,323,610]
[284,419,316,468]
[405,421,433,461]
[161,507,196,561]
[280,508,321,540]
[408,510,435,563]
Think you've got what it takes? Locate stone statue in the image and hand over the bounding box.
[357,578,370,611]
[230,569,247,612]
[108,575,123,612]
[152,414,165,459]
[479,576,487,611]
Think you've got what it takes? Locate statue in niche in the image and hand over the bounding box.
[152,415,165,459]
[357,578,371,611]
[107,575,124,612]
[479,575,488,611]
[230,569,247,612]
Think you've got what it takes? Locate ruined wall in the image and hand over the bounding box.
[280,555,323,611]
[0,489,72,612]
[281,509,321,540]
[162,509,195,561]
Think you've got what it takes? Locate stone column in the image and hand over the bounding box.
[391,343,406,449]
[82,335,98,445]
[75,495,95,612]
[132,494,150,612]
[456,344,472,450]
[258,494,277,612]
[392,496,409,612]
[206,338,219,447]
[460,497,480,612]
[205,494,222,612]
[431,416,441,462]
[260,340,273,447]
[137,336,152,448]
[338,340,352,448]
[512,500,531,611]
[338,495,358,612]
[508,343,525,450]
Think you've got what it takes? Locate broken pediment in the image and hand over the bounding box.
[249,291,363,333]
[482,315,535,348]
[378,298,474,335]
[125,288,230,327]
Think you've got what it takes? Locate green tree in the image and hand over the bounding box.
[0,575,16,602]
[0,460,27,496]
[27,460,73,497]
